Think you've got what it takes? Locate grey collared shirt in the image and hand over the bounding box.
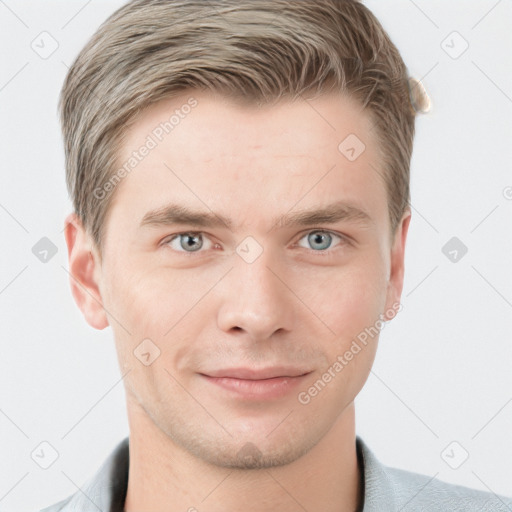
[40,436,512,511]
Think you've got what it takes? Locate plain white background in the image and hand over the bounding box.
[1,1,511,510]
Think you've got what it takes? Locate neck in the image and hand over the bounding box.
[124,397,362,512]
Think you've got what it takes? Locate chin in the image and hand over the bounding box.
[192,437,315,470]
[169,417,323,470]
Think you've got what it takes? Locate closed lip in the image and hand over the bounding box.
[200,367,312,380]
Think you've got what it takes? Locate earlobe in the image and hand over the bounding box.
[64,213,109,330]
[383,210,411,321]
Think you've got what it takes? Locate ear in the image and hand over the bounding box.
[383,209,411,320]
[64,213,109,330]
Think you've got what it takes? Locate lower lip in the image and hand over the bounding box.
[200,374,310,400]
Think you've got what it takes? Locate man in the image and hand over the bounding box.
[42,0,511,510]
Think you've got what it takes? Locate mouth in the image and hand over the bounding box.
[198,367,313,400]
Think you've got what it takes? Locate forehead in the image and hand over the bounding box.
[121,89,377,158]
[106,90,387,235]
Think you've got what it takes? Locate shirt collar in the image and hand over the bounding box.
[65,436,395,512]
[357,435,398,510]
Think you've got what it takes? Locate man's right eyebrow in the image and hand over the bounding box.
[140,204,232,230]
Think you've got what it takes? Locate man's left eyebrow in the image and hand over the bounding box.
[276,201,373,229]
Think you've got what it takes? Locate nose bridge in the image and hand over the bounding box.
[216,243,294,340]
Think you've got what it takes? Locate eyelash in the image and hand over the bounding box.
[161,229,350,256]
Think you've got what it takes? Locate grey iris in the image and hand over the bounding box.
[308,231,332,250]
[181,233,203,252]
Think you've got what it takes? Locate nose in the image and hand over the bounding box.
[216,247,295,342]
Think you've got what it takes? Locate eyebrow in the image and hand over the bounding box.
[139,200,373,231]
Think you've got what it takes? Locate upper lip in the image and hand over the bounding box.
[201,367,312,380]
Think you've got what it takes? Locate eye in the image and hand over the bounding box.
[163,232,216,253]
[296,230,347,252]
[162,230,348,255]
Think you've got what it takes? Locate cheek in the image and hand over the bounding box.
[103,263,215,361]
[306,257,388,343]
[105,263,198,326]
[296,268,386,413]
[335,279,385,337]
[102,266,201,393]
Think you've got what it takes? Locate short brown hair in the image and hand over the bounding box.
[60,0,425,256]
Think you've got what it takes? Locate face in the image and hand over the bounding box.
[69,90,410,469]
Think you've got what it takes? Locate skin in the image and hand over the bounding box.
[65,90,411,512]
